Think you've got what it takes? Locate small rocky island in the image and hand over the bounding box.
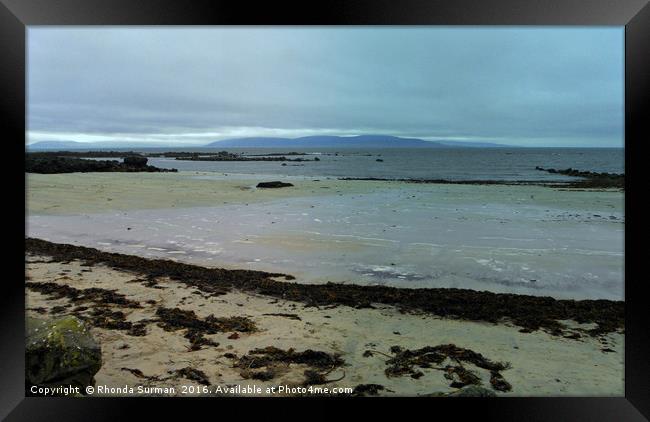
[535,167,624,189]
[147,151,319,162]
[25,152,177,174]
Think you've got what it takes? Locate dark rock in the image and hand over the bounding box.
[25,153,176,174]
[534,166,624,189]
[256,181,294,188]
[26,316,101,394]
[123,156,148,167]
[151,150,310,162]
[340,169,624,189]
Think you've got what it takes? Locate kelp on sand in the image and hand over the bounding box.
[26,238,624,338]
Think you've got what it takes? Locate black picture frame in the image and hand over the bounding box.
[3,0,649,420]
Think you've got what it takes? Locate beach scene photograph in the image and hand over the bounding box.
[25,27,624,397]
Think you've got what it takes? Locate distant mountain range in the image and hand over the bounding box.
[28,141,91,150]
[28,135,510,150]
[208,135,509,148]
[26,140,194,150]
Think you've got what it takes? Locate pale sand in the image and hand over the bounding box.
[25,256,624,397]
[26,172,382,215]
[26,171,623,216]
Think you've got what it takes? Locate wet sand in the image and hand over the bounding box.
[27,171,624,300]
[27,171,622,216]
[26,172,380,215]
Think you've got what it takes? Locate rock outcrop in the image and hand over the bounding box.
[25,154,177,174]
[535,166,624,189]
[26,316,102,394]
[145,151,318,162]
[123,156,149,167]
[256,181,294,188]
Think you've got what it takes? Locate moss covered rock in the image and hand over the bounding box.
[26,316,102,392]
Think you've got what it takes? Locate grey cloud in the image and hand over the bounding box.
[28,27,623,146]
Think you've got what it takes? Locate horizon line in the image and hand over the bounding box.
[25,133,623,149]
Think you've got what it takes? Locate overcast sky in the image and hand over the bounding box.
[27,27,623,147]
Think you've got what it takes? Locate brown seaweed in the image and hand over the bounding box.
[370,344,512,392]
[26,238,624,337]
[351,384,386,396]
[233,346,344,383]
[489,371,512,392]
[155,307,255,350]
[173,367,211,386]
[26,281,148,336]
[26,281,141,308]
[120,366,211,386]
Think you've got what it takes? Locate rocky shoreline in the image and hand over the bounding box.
[534,167,624,189]
[339,166,625,189]
[338,177,544,186]
[25,151,622,189]
[25,154,177,174]
[148,151,319,162]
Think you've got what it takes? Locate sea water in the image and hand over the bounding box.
[27,148,625,301]
[141,147,624,181]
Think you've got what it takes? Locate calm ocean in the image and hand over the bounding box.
[140,147,624,181]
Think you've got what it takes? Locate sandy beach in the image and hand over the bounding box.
[25,251,624,397]
[26,172,380,215]
[26,171,623,216]
[25,171,625,396]
[25,248,624,397]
